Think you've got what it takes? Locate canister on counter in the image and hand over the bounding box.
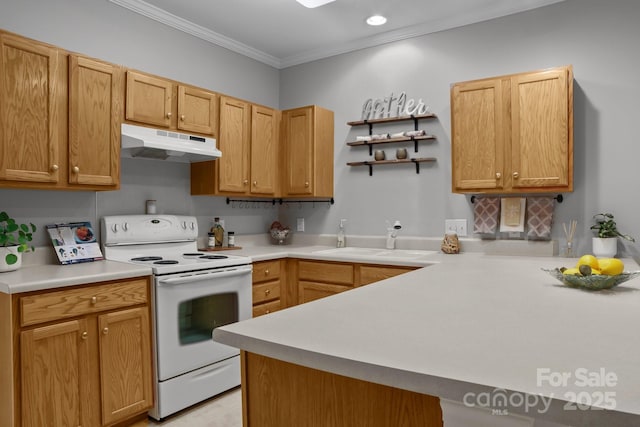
[227,231,235,247]
[207,232,216,248]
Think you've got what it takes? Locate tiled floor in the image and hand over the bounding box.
[133,387,242,427]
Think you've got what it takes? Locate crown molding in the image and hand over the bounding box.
[109,0,282,68]
[110,0,565,70]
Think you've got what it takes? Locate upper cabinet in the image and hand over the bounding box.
[191,98,281,197]
[451,65,573,194]
[125,70,218,137]
[0,31,122,190]
[69,55,123,187]
[282,105,334,198]
[0,33,64,184]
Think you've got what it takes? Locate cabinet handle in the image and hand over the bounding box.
[304,181,309,188]
[102,327,109,335]
[265,310,271,314]
[495,172,501,179]
[72,166,80,174]
[51,164,59,172]
[81,332,88,340]
[180,114,185,121]
[513,172,519,179]
[166,112,172,118]
[265,289,271,295]
[264,269,270,276]
[253,181,257,186]
[90,296,97,304]
[243,179,248,185]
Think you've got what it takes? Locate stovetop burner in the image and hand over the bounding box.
[199,255,229,260]
[183,253,205,257]
[132,256,163,262]
[154,260,179,265]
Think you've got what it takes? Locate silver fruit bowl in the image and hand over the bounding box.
[270,228,291,245]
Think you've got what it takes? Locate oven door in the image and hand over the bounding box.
[154,264,252,381]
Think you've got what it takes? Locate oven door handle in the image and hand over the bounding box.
[157,266,252,286]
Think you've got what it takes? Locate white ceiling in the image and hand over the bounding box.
[109,0,565,69]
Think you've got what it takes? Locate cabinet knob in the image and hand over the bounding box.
[166,112,172,118]
[243,179,248,185]
[495,172,501,179]
[253,181,257,186]
[265,310,271,314]
[180,114,185,121]
[81,331,88,340]
[51,164,59,172]
[72,166,80,174]
[304,181,309,188]
[513,172,519,179]
[90,296,97,304]
[102,327,109,335]
[264,269,270,276]
[265,289,271,295]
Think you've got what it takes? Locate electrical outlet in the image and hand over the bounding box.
[297,217,305,232]
[445,219,467,236]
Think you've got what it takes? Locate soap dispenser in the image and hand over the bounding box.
[337,219,347,248]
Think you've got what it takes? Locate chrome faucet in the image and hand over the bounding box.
[385,220,402,249]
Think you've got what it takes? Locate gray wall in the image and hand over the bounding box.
[279,0,640,258]
[2,0,640,258]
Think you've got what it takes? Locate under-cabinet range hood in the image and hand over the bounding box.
[121,123,221,162]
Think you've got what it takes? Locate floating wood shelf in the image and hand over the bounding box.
[347,135,436,155]
[347,157,436,176]
[347,113,437,126]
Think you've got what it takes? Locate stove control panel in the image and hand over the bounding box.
[102,215,198,245]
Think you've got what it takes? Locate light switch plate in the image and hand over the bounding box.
[297,218,305,232]
[445,219,467,236]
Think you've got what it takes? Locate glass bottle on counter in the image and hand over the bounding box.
[211,218,224,247]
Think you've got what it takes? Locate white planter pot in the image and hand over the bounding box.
[0,246,22,272]
[592,237,617,258]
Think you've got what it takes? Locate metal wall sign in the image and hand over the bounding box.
[361,92,430,120]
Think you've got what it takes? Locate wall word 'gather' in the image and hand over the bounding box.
[361,92,430,121]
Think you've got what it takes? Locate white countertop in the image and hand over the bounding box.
[214,250,640,426]
[0,260,152,294]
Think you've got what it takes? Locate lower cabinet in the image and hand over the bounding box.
[252,260,284,317]
[3,277,154,427]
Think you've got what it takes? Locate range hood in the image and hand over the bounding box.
[121,123,221,163]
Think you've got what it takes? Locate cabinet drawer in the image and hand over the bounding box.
[20,278,149,327]
[298,261,354,285]
[359,265,417,286]
[252,300,281,317]
[253,280,281,305]
[252,260,281,283]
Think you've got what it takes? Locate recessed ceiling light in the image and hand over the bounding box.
[366,15,387,26]
[296,0,336,8]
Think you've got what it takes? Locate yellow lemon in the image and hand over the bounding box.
[562,267,581,275]
[576,254,600,271]
[597,258,624,276]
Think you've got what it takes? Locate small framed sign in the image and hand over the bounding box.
[47,222,104,265]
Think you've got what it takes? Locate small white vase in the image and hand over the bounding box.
[0,246,22,272]
[592,237,617,258]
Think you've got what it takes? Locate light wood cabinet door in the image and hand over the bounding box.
[20,319,91,427]
[69,55,122,187]
[451,78,505,191]
[250,105,279,195]
[282,105,334,198]
[298,281,351,304]
[218,96,251,193]
[99,307,153,425]
[0,33,63,183]
[511,68,571,189]
[177,85,218,136]
[126,70,173,128]
[451,65,573,194]
[359,265,417,286]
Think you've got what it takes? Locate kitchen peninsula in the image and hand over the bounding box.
[214,249,640,426]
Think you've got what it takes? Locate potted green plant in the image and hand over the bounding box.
[590,213,634,258]
[0,211,37,272]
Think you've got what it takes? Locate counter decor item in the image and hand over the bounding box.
[211,217,224,247]
[145,199,157,214]
[590,213,635,258]
[46,222,103,265]
[542,268,640,291]
[440,233,460,254]
[0,211,37,272]
[562,220,577,257]
[269,221,291,245]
